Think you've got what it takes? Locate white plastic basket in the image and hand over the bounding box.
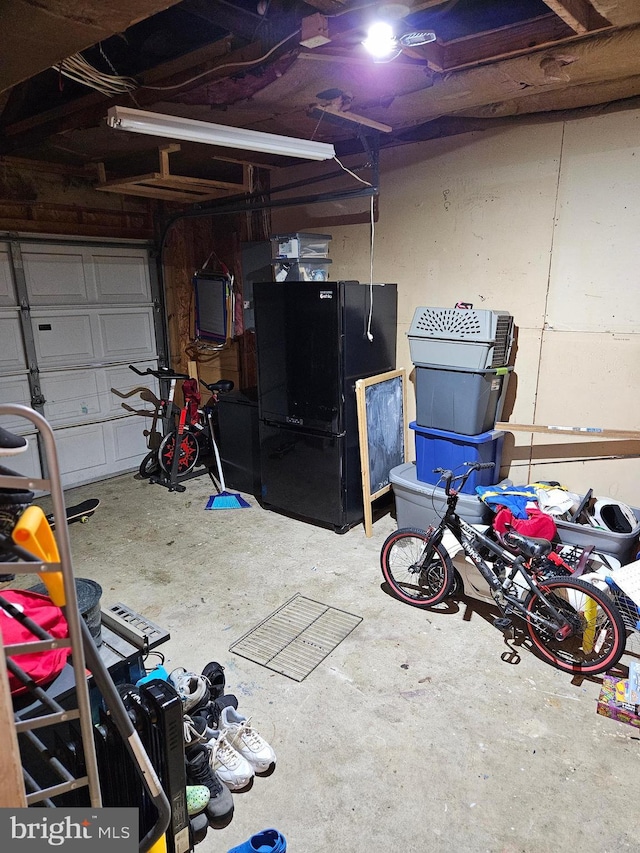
[408,306,514,369]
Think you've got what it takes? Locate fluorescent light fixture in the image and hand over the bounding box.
[106,106,336,161]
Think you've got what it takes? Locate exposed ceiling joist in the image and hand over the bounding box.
[2,0,640,186]
[0,40,264,155]
[542,0,610,33]
[407,14,576,72]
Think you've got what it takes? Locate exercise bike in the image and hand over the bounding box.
[121,365,233,493]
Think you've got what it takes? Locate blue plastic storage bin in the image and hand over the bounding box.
[411,422,504,494]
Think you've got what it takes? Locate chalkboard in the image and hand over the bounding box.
[355,369,408,537]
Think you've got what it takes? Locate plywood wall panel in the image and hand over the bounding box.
[546,111,640,332]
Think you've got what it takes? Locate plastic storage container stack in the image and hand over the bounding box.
[270,232,332,282]
[408,306,514,435]
[391,306,514,526]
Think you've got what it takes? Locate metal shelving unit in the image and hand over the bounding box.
[0,403,102,806]
[0,404,171,852]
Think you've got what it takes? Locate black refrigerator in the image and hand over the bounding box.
[253,280,397,532]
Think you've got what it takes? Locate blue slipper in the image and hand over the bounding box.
[227,828,286,853]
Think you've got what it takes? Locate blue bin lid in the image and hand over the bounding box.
[409,421,504,442]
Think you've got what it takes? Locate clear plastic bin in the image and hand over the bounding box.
[271,233,332,259]
[271,259,331,282]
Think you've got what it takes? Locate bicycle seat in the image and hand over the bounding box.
[202,379,234,394]
[503,531,553,559]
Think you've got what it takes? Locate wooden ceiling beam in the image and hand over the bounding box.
[541,0,610,34]
[0,156,96,177]
[428,14,588,72]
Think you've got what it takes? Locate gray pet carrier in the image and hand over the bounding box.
[408,306,514,369]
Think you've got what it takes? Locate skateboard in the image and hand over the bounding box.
[47,498,100,529]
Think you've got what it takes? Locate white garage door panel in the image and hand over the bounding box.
[92,253,151,302]
[4,239,158,490]
[40,370,103,426]
[0,312,26,372]
[106,362,159,416]
[113,415,150,464]
[32,313,95,365]
[100,309,155,359]
[54,419,147,488]
[55,423,108,478]
[32,308,157,367]
[39,364,159,426]
[23,250,88,304]
[0,376,32,431]
[0,248,15,306]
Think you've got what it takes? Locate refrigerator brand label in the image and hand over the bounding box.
[286,416,303,425]
[319,290,333,299]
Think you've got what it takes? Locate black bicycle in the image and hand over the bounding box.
[380,462,627,676]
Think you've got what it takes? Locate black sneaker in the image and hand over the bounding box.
[184,713,209,751]
[189,812,209,847]
[185,743,234,827]
[201,661,226,701]
[0,427,28,456]
[0,464,34,577]
[208,694,239,730]
[189,812,208,846]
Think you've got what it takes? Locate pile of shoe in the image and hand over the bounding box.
[168,661,277,844]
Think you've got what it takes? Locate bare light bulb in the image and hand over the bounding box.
[362,22,397,59]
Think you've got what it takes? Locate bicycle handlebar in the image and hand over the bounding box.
[129,364,190,380]
[433,462,495,495]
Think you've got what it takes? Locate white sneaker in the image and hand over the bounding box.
[220,706,277,774]
[206,730,254,791]
[169,667,209,713]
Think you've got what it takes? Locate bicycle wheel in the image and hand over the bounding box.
[524,575,626,675]
[380,527,454,608]
[158,431,199,475]
[139,451,160,478]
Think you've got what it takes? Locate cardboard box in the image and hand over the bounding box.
[596,675,640,730]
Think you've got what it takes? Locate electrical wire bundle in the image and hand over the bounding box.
[53,52,138,96]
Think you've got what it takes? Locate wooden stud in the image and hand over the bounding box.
[0,633,27,807]
[496,423,640,440]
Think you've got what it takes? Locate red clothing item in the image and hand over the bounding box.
[493,506,557,541]
[0,589,70,695]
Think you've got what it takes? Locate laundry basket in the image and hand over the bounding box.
[408,306,514,369]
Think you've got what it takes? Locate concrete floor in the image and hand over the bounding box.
[35,471,640,852]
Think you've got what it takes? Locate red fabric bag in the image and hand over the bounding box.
[0,589,71,695]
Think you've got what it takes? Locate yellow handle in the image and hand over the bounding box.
[582,594,597,654]
[11,505,65,606]
[147,835,168,853]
